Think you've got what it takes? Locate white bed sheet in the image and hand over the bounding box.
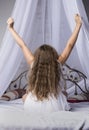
[0,99,89,130]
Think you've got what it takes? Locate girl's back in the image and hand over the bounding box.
[24,91,70,114]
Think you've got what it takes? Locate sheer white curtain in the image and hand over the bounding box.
[0,0,89,96]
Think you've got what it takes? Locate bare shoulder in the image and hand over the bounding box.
[58,55,65,65]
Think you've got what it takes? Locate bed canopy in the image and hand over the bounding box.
[0,0,89,96]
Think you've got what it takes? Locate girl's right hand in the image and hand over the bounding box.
[7,17,14,28]
[75,14,82,26]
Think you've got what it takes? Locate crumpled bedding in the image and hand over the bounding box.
[0,99,89,130]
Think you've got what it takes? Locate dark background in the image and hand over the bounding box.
[83,0,89,21]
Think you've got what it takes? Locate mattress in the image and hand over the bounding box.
[0,99,89,130]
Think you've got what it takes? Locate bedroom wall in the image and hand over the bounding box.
[82,0,89,21]
[0,0,15,44]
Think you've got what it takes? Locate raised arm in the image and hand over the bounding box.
[7,17,34,65]
[58,14,82,64]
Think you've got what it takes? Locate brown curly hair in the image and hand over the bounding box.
[27,44,62,101]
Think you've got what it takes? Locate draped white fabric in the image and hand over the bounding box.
[0,0,89,96]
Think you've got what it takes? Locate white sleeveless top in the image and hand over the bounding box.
[24,91,70,115]
[24,62,70,114]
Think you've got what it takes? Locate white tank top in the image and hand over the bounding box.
[24,91,70,115]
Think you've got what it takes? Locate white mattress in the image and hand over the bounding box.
[0,99,89,130]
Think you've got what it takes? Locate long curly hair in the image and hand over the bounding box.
[27,44,62,101]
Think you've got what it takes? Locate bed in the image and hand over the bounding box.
[0,99,89,130]
[0,64,89,130]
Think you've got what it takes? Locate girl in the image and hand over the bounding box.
[7,14,82,114]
